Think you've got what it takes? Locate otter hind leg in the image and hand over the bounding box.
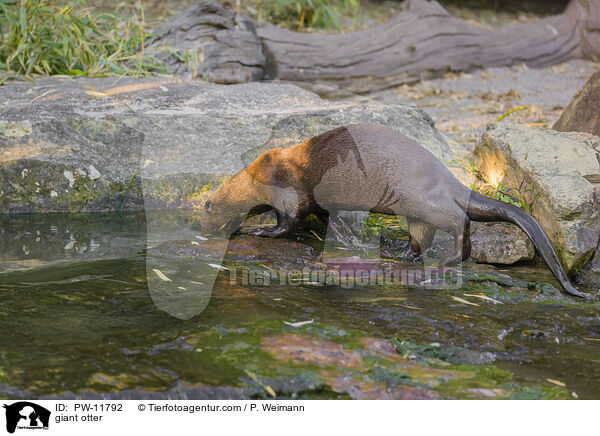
[250,210,299,238]
[400,217,436,259]
[441,215,471,266]
[461,217,471,261]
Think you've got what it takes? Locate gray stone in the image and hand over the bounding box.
[553,70,600,137]
[470,222,535,265]
[476,122,600,273]
[576,249,600,286]
[0,76,457,213]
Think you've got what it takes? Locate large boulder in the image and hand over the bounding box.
[0,76,457,214]
[553,70,600,137]
[475,122,600,273]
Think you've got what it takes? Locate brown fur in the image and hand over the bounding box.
[199,124,583,297]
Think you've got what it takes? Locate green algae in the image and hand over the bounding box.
[0,212,598,399]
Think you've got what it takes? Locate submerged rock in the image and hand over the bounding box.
[150,234,322,271]
[476,122,600,274]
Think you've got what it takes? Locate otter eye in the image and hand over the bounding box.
[206,201,212,212]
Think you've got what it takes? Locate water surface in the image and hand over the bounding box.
[0,212,598,399]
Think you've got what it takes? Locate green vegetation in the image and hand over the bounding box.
[0,0,164,79]
[491,181,539,214]
[245,0,360,30]
[464,162,538,213]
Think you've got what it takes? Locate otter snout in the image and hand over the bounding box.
[198,196,245,234]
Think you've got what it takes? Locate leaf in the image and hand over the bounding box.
[244,370,276,398]
[284,319,314,327]
[451,296,479,306]
[546,378,566,387]
[194,235,208,241]
[152,269,171,282]
[463,294,503,304]
[401,305,423,310]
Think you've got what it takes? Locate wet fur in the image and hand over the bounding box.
[200,124,582,297]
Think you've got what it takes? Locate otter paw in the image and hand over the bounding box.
[249,228,270,237]
[395,244,422,262]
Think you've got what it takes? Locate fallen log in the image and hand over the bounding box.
[258,0,600,92]
[145,2,265,84]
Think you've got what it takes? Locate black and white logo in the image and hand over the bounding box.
[3,402,50,433]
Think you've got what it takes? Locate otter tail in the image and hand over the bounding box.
[458,190,583,297]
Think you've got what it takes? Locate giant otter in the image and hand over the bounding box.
[199,124,583,297]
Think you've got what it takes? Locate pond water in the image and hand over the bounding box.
[0,212,599,399]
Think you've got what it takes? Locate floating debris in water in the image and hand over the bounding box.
[451,296,479,306]
[244,370,276,398]
[152,269,172,282]
[195,235,208,241]
[310,230,323,241]
[208,263,229,270]
[546,378,566,387]
[401,305,423,310]
[464,293,503,304]
[284,319,314,328]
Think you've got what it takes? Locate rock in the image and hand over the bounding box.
[470,222,535,265]
[0,76,459,213]
[145,2,265,83]
[261,334,363,369]
[553,70,600,137]
[149,234,323,271]
[476,122,600,273]
[575,249,600,286]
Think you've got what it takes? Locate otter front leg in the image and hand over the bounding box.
[250,210,298,238]
[398,217,436,260]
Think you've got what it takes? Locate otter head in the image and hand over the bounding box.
[198,170,264,234]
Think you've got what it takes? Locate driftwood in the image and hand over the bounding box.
[145,2,265,84]
[148,0,600,92]
[554,70,600,136]
[259,0,600,92]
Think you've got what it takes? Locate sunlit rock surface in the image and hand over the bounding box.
[476,122,600,274]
